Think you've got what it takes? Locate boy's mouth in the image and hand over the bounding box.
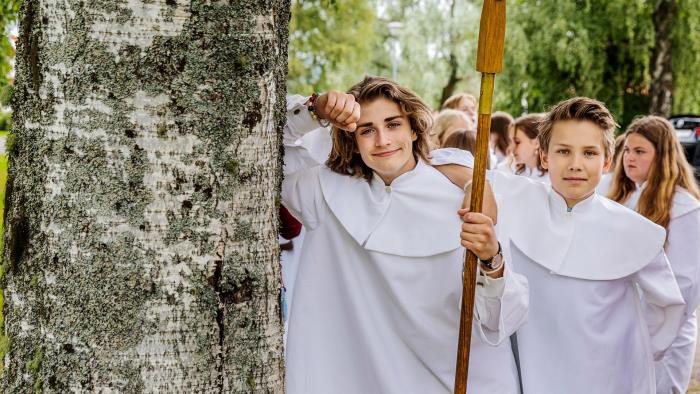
[372,149,400,158]
[563,177,587,182]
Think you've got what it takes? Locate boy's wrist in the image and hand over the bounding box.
[479,241,503,271]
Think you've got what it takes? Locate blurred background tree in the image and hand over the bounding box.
[0,0,19,132]
[287,0,378,94]
[288,0,700,127]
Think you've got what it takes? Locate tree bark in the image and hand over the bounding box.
[3,0,289,392]
[649,0,677,116]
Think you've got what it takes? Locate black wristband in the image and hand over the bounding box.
[479,241,502,270]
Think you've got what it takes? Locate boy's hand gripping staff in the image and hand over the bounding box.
[453,1,506,393]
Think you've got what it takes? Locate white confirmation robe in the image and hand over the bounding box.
[281,99,529,394]
[598,178,700,394]
[490,171,686,394]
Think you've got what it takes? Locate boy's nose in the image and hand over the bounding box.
[568,154,583,170]
[375,130,391,146]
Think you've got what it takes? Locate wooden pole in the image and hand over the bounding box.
[453,1,506,393]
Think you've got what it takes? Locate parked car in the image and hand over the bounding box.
[668,115,700,181]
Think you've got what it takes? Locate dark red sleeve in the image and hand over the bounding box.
[279,206,302,240]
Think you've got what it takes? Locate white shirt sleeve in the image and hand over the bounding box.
[666,209,700,316]
[428,147,475,168]
[283,95,333,176]
[473,261,529,345]
[634,250,687,360]
[281,166,324,231]
[281,95,330,229]
[284,94,320,145]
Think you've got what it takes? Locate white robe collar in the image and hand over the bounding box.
[625,184,700,219]
[670,187,700,218]
[318,160,464,257]
[495,173,666,280]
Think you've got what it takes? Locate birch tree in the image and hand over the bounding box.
[2,0,289,392]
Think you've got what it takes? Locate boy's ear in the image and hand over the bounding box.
[540,148,549,170]
[411,130,417,142]
[602,154,613,172]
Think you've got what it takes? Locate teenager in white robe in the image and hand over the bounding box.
[599,115,700,394]
[435,97,686,394]
[512,113,550,184]
[490,111,514,165]
[282,78,529,394]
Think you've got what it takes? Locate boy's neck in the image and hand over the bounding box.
[555,189,595,210]
[377,159,418,186]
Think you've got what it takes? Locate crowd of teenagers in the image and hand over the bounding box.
[278,75,700,394]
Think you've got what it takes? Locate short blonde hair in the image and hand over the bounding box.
[538,97,618,158]
[442,93,477,111]
[326,76,432,181]
[434,109,472,146]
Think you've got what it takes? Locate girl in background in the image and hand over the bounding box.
[512,114,549,183]
[604,115,700,394]
[442,128,476,155]
[432,109,472,148]
[490,112,514,163]
[441,92,477,124]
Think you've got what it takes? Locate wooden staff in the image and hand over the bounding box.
[453,1,507,393]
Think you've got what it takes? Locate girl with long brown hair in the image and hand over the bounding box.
[490,111,513,163]
[511,114,549,183]
[603,115,700,394]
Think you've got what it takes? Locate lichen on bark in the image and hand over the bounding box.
[3,0,289,392]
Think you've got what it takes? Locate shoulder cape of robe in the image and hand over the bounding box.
[318,160,463,257]
[493,171,666,280]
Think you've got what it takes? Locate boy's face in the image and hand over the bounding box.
[541,120,612,207]
[355,97,417,185]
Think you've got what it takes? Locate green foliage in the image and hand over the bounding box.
[288,0,378,94]
[0,0,18,89]
[0,0,19,133]
[368,0,482,108]
[288,0,700,123]
[497,0,655,126]
[672,0,700,114]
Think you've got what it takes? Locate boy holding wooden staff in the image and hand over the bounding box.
[282,77,528,393]
[437,97,686,393]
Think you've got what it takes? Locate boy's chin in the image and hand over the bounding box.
[560,188,595,200]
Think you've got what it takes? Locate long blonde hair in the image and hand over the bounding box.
[607,115,700,229]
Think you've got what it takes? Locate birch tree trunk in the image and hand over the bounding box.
[2,0,289,392]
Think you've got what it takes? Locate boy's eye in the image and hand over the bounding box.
[387,122,400,129]
[556,149,569,155]
[584,150,598,157]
